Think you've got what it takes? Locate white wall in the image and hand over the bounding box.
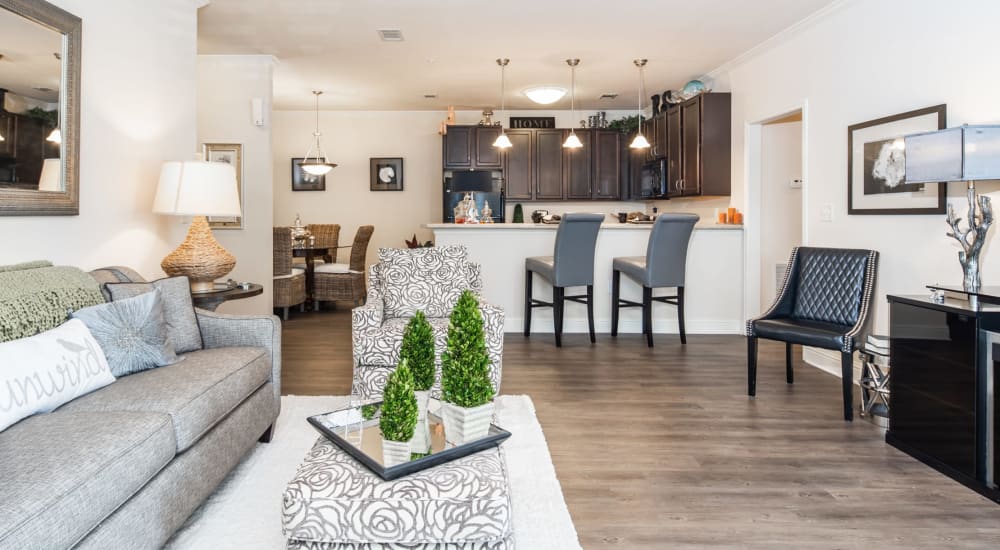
[759,120,802,306]
[196,55,274,314]
[717,0,1000,372]
[272,109,635,264]
[0,0,200,276]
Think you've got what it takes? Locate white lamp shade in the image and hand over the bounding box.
[563,131,583,149]
[46,128,61,144]
[493,132,513,148]
[38,158,61,191]
[153,161,242,217]
[630,134,651,149]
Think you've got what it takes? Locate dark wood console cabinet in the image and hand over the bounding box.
[886,294,1000,503]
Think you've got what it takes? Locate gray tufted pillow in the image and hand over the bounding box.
[378,246,470,318]
[105,276,202,353]
[71,289,182,377]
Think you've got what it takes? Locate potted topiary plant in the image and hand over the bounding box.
[440,290,495,444]
[379,358,418,467]
[400,310,435,453]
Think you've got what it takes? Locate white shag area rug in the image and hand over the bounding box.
[166,394,580,549]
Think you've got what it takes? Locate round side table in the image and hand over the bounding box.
[191,283,263,312]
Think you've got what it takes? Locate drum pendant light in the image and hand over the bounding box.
[300,91,337,176]
[493,58,513,149]
[563,59,583,149]
[630,59,651,149]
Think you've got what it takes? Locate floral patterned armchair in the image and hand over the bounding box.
[351,246,504,400]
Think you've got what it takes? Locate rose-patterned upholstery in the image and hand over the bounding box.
[351,246,503,400]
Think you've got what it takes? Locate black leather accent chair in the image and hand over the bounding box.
[747,246,879,421]
[524,213,604,347]
[611,213,699,347]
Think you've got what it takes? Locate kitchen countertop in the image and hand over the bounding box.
[425,222,743,231]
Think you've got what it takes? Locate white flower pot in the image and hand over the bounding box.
[381,439,411,467]
[410,390,432,454]
[441,401,494,445]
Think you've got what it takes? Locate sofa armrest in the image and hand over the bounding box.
[478,300,505,394]
[196,309,282,413]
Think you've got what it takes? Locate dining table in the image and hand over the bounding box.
[293,244,352,307]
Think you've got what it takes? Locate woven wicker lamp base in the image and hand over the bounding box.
[161,216,236,293]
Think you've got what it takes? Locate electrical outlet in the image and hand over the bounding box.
[789,178,803,189]
[820,204,834,222]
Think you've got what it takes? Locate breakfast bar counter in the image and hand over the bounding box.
[425,222,744,335]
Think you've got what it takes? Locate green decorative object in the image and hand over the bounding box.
[608,114,643,134]
[401,311,435,391]
[361,404,380,420]
[513,204,524,223]
[0,263,105,343]
[378,358,418,442]
[25,107,58,128]
[441,290,495,408]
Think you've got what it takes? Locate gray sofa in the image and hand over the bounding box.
[0,267,281,550]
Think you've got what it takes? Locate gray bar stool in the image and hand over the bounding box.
[524,213,604,347]
[611,213,699,347]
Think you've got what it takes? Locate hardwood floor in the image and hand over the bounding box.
[281,308,1000,548]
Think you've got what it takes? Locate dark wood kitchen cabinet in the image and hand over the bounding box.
[0,112,16,158]
[443,125,505,170]
[680,99,702,196]
[564,130,593,199]
[680,93,731,196]
[593,130,622,199]
[666,106,682,197]
[534,129,564,200]
[503,129,533,200]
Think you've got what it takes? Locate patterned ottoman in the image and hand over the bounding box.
[282,437,514,549]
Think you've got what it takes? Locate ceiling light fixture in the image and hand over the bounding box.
[493,58,512,149]
[630,59,650,149]
[524,86,566,105]
[300,91,337,176]
[563,59,582,149]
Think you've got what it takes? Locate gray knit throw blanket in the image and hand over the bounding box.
[0,261,105,343]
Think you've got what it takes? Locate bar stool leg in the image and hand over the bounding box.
[554,286,565,347]
[642,286,653,348]
[587,285,595,343]
[611,270,620,337]
[677,286,687,344]
[523,269,533,337]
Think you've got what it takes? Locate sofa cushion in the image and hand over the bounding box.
[106,276,203,353]
[60,347,270,452]
[0,318,116,432]
[71,289,183,377]
[353,315,451,369]
[378,246,470,318]
[0,410,175,550]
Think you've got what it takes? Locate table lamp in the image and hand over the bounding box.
[153,160,242,293]
[904,125,1000,291]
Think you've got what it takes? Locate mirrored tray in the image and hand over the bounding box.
[307,398,511,480]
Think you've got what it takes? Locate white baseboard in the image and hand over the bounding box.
[504,317,743,335]
[801,347,863,385]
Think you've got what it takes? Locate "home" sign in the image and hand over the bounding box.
[509,117,556,129]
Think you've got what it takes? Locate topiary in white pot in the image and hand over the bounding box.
[401,310,435,454]
[379,359,418,467]
[441,290,495,445]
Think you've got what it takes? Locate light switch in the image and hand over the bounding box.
[790,178,803,189]
[820,204,834,222]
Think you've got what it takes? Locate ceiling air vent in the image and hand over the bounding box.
[599,93,618,100]
[377,29,404,42]
[423,94,438,99]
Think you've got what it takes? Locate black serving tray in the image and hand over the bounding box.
[307,399,511,481]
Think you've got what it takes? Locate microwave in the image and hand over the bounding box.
[639,159,668,199]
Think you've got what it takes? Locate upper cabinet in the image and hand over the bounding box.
[443,125,506,170]
[475,126,502,168]
[443,126,473,168]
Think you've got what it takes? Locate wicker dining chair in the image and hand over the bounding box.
[273,226,306,320]
[314,225,375,307]
[307,223,340,263]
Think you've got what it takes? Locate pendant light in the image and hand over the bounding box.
[46,128,61,144]
[630,59,651,149]
[563,59,583,149]
[300,91,337,176]
[493,58,512,149]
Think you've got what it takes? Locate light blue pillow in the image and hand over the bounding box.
[71,289,182,377]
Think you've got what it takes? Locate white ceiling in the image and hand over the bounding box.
[0,6,62,104]
[198,0,834,111]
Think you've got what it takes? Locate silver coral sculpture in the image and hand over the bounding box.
[946,184,993,292]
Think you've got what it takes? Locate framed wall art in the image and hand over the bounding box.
[847,104,946,215]
[291,158,326,191]
[202,142,243,229]
[370,157,404,191]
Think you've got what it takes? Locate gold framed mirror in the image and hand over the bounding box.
[0,0,80,216]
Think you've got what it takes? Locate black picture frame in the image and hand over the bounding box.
[847,104,947,215]
[291,158,326,191]
[370,157,404,191]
